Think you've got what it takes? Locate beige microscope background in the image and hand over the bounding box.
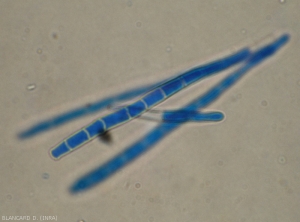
[1,0,299,221]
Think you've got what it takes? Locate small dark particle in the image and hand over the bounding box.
[52,32,58,40]
[98,131,113,144]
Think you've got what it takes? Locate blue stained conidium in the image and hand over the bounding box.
[49,47,251,159]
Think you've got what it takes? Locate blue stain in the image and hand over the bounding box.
[18,47,249,141]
